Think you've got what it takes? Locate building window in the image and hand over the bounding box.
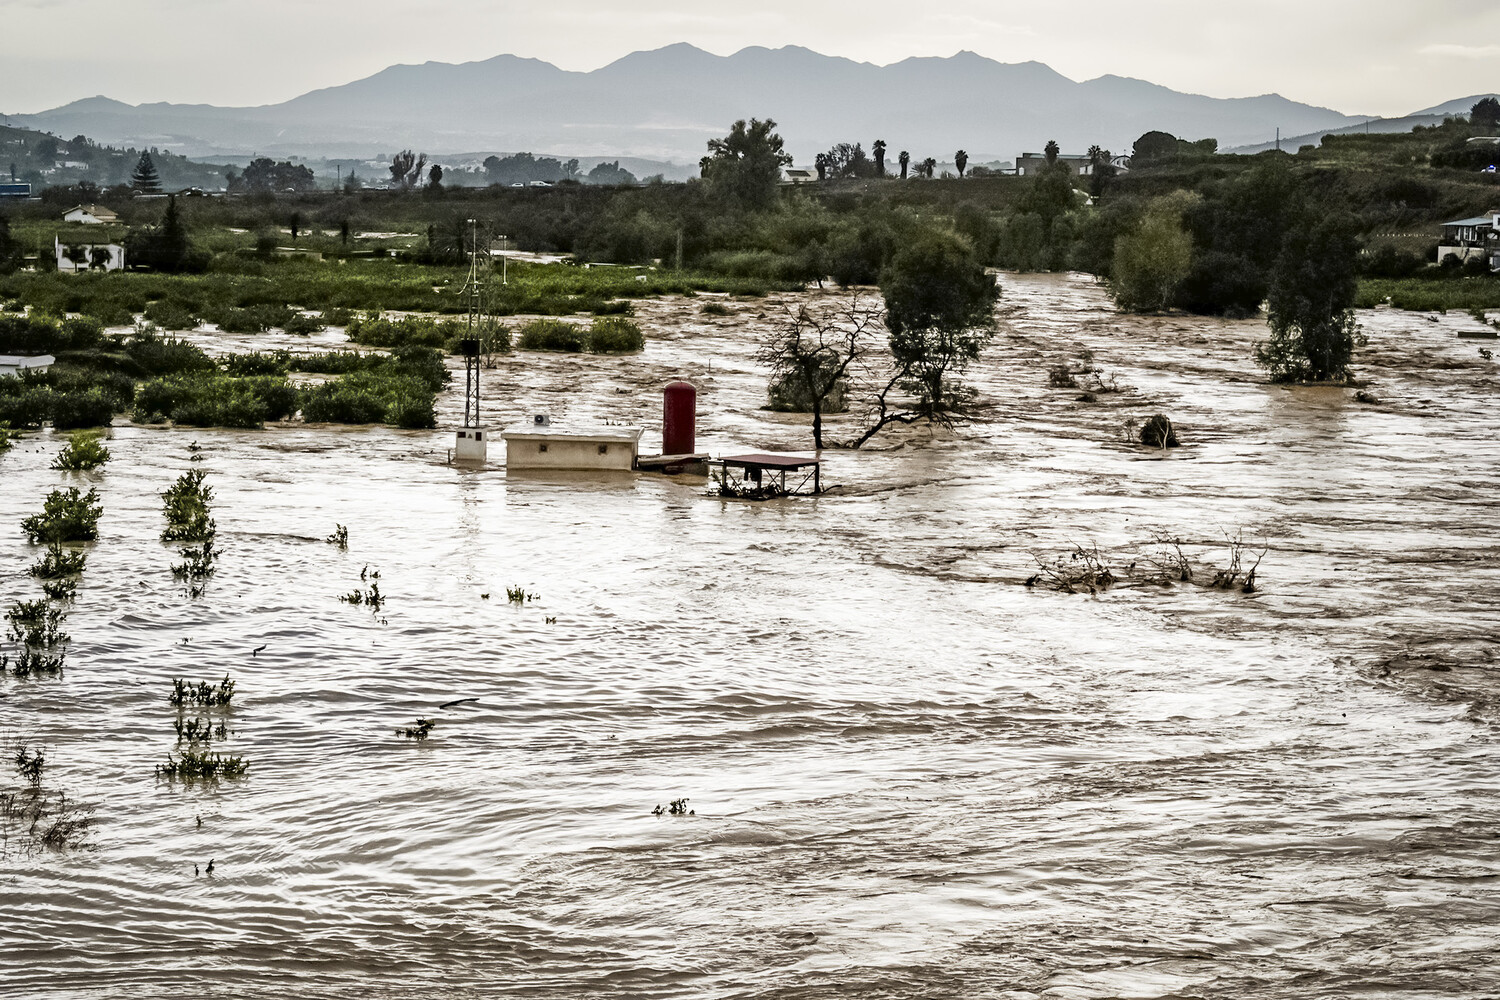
[539,443,548,453]
[598,444,608,455]
[475,431,483,440]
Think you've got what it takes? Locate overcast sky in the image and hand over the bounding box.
[2,0,1498,116]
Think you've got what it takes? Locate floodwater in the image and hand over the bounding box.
[2,273,1499,998]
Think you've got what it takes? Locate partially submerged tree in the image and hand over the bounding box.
[1111,193,1195,312]
[1255,213,1363,383]
[758,297,883,449]
[878,229,999,419]
[701,118,792,210]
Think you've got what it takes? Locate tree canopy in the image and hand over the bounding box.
[131,151,161,193]
[236,157,316,194]
[1256,213,1363,383]
[702,118,792,210]
[880,229,999,413]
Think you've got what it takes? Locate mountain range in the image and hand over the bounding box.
[0,44,1414,166]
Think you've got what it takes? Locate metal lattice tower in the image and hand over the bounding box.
[457,219,488,429]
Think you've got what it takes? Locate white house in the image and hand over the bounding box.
[1437,209,1500,270]
[0,354,55,377]
[62,204,119,225]
[783,168,817,184]
[55,236,125,273]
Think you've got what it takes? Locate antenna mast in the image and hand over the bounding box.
[458,218,489,429]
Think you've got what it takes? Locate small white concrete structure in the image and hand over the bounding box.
[454,427,488,464]
[501,424,642,471]
[55,237,124,273]
[0,354,55,377]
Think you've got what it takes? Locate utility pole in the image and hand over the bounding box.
[499,234,508,285]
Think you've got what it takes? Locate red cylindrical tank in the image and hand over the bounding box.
[662,381,696,455]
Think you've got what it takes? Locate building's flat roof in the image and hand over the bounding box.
[501,426,642,441]
[0,354,55,367]
[1443,215,1499,226]
[719,452,820,469]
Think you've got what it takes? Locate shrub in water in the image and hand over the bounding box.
[50,389,116,430]
[0,382,54,429]
[220,351,293,376]
[144,300,198,331]
[21,487,102,542]
[283,313,325,336]
[125,331,215,377]
[161,470,215,542]
[518,318,586,352]
[50,430,111,470]
[170,386,268,429]
[586,316,645,354]
[30,542,87,579]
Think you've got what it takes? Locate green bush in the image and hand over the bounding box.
[220,350,293,376]
[126,330,215,377]
[144,300,199,331]
[389,345,449,392]
[50,389,117,429]
[283,312,325,336]
[161,470,214,542]
[518,318,586,352]
[323,307,355,327]
[301,371,435,427]
[50,430,111,470]
[0,380,55,428]
[133,372,295,427]
[171,386,267,428]
[345,312,461,349]
[586,316,645,353]
[21,487,103,542]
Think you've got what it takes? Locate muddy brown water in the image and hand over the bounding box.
[2,273,1498,998]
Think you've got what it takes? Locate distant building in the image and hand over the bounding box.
[1437,210,1500,270]
[55,237,125,273]
[0,181,31,199]
[0,354,55,377]
[62,204,119,225]
[1016,152,1096,176]
[783,168,816,184]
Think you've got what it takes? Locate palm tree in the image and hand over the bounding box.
[873,139,887,177]
[954,150,968,178]
[921,157,937,178]
[1044,140,1060,165]
[814,152,829,181]
[898,150,910,180]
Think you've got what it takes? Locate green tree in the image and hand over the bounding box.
[124,194,196,272]
[920,157,936,178]
[879,229,1000,416]
[955,149,968,178]
[757,298,881,449]
[0,215,17,274]
[898,150,910,180]
[1131,131,1179,165]
[428,163,444,190]
[1255,214,1363,383]
[701,118,792,210]
[1111,194,1195,312]
[1043,140,1060,165]
[131,151,161,193]
[1472,97,1500,129]
[873,139,887,176]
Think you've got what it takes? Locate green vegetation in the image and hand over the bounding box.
[517,318,586,352]
[21,487,102,543]
[50,430,111,470]
[155,747,247,780]
[397,718,436,741]
[29,542,87,580]
[586,316,645,353]
[161,470,215,542]
[168,675,236,708]
[1256,215,1364,383]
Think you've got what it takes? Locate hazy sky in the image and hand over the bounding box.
[2,0,1498,115]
